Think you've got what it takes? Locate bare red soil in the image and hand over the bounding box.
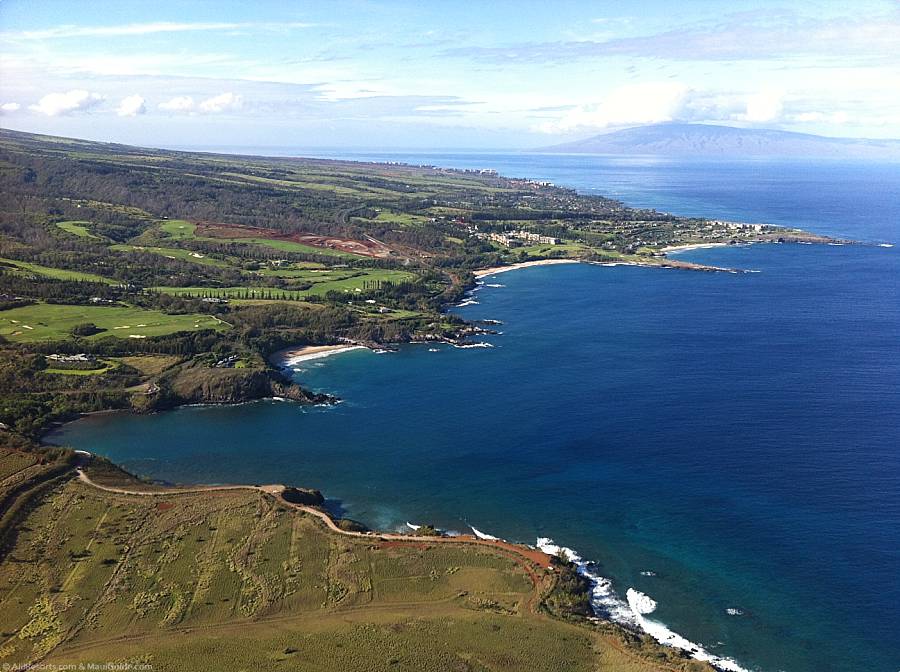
[195,222,394,258]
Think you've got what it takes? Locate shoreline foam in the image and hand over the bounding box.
[473,258,580,278]
[537,537,750,672]
[272,344,367,368]
[660,242,731,254]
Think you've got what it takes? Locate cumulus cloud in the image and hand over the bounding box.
[735,90,784,123]
[198,92,243,113]
[29,90,104,116]
[158,96,195,112]
[0,102,21,113]
[116,94,146,117]
[789,110,850,125]
[157,93,243,114]
[539,82,690,133]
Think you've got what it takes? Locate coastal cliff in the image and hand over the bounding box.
[132,363,335,412]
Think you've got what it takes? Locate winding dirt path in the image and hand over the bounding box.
[66,469,685,672]
[75,469,553,570]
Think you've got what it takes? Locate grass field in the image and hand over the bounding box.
[55,221,102,239]
[0,477,686,672]
[0,449,37,483]
[0,304,228,343]
[113,355,182,376]
[158,220,197,240]
[42,359,120,376]
[369,209,432,227]
[237,237,360,259]
[156,269,416,301]
[0,257,116,284]
[110,244,233,268]
[509,243,594,258]
[154,219,363,260]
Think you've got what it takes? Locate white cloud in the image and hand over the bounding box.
[539,82,690,133]
[789,110,850,125]
[0,102,21,112]
[735,90,784,123]
[116,94,146,117]
[29,90,104,116]
[157,93,244,115]
[198,92,243,113]
[3,21,315,41]
[158,96,196,113]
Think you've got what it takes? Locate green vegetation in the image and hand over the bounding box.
[110,244,233,268]
[0,127,828,439]
[0,128,823,670]
[0,257,116,284]
[0,471,705,671]
[0,304,227,343]
[158,219,196,239]
[0,449,37,482]
[112,354,182,376]
[157,269,416,301]
[370,208,432,226]
[43,359,120,376]
[55,221,102,239]
[231,237,359,258]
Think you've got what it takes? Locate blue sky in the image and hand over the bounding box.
[1,0,899,148]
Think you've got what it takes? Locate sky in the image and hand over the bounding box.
[1,0,899,149]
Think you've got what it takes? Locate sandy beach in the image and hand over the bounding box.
[473,258,581,278]
[660,242,730,254]
[272,344,367,368]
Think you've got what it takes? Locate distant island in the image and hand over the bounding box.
[537,122,900,159]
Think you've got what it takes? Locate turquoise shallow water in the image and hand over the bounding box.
[50,157,900,671]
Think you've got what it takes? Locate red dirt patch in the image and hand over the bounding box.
[155,501,174,511]
[194,222,395,258]
[446,535,553,569]
[376,541,432,551]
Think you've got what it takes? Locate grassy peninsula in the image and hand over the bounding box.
[0,128,834,669]
[0,449,721,671]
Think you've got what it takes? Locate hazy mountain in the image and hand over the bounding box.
[537,123,900,159]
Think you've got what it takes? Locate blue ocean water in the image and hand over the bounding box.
[50,156,900,671]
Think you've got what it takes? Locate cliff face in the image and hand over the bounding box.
[135,365,334,412]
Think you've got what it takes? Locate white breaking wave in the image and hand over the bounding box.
[453,342,494,349]
[537,538,750,672]
[627,588,657,614]
[535,537,636,625]
[626,589,751,672]
[406,522,421,531]
[470,526,500,541]
[484,283,505,288]
[878,243,894,248]
[456,299,479,307]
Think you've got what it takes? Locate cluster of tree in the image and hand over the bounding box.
[0,274,120,305]
[0,351,140,437]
